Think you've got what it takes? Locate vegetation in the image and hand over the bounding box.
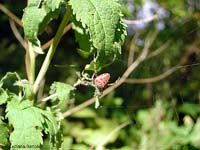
[0,0,199,149]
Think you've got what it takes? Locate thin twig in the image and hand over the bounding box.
[9,19,28,49]
[41,93,57,102]
[147,40,171,59]
[62,31,157,118]
[125,66,180,84]
[41,23,72,50]
[123,14,158,25]
[0,3,22,27]
[128,32,140,66]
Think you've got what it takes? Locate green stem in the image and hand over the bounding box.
[33,5,72,94]
[28,42,36,84]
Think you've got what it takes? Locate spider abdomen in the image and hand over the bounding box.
[94,73,110,88]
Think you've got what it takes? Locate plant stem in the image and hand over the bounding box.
[28,42,36,84]
[41,93,58,102]
[33,5,72,94]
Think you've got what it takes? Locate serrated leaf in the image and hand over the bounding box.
[50,82,75,103]
[6,99,44,149]
[0,72,21,95]
[0,72,20,88]
[41,110,62,149]
[0,118,9,146]
[0,88,9,105]
[69,0,127,68]
[6,97,60,149]
[22,0,63,53]
[41,110,58,136]
[10,128,42,150]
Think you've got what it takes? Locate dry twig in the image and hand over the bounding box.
[9,19,28,49]
[123,15,158,25]
[125,66,180,84]
[0,3,22,26]
[128,32,140,66]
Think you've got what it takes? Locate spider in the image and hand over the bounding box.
[75,54,111,108]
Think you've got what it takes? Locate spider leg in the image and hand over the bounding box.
[107,77,120,86]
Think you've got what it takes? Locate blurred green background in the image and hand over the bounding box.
[0,0,200,149]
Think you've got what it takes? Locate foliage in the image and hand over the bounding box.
[69,0,127,69]
[0,0,126,149]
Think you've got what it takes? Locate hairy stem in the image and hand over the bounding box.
[33,6,72,94]
[28,42,36,84]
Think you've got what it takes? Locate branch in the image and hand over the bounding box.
[9,19,32,81]
[128,32,140,66]
[9,19,27,49]
[147,40,171,59]
[62,31,157,118]
[0,3,22,27]
[125,66,180,84]
[123,15,158,25]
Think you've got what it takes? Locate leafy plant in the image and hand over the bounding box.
[1,0,200,149]
[0,0,126,149]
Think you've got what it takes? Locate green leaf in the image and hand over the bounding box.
[62,137,73,149]
[6,98,61,149]
[72,21,92,58]
[10,128,42,150]
[50,82,75,103]
[0,72,21,95]
[178,103,200,118]
[189,118,200,147]
[0,88,9,105]
[0,72,20,88]
[41,110,61,149]
[6,99,44,149]
[0,117,9,146]
[69,0,126,68]
[41,110,58,136]
[22,0,64,54]
[14,79,34,100]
